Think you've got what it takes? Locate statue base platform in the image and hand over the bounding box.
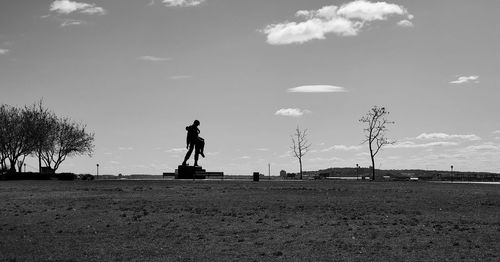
[175,165,224,179]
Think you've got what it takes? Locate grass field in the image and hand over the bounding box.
[1,180,499,261]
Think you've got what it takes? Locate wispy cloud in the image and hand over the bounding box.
[138,56,171,62]
[50,0,106,15]
[321,145,362,152]
[397,19,413,27]
[416,133,481,141]
[388,141,459,149]
[162,0,205,7]
[462,143,500,153]
[60,19,86,27]
[288,85,347,93]
[234,156,251,160]
[449,75,479,84]
[0,49,9,55]
[165,148,186,153]
[118,147,134,151]
[262,0,412,45]
[275,108,311,117]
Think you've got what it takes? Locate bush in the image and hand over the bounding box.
[78,174,95,180]
[57,173,77,181]
[0,172,51,180]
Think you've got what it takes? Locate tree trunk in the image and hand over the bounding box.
[9,159,16,174]
[38,145,42,173]
[370,156,376,181]
[299,158,303,180]
[369,143,375,180]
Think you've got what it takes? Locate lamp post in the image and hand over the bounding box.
[450,165,453,181]
[356,164,359,180]
[96,164,99,179]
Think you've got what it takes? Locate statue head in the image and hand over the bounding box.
[193,120,200,126]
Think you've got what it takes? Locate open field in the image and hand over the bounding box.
[1,180,499,261]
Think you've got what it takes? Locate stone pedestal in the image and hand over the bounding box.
[174,165,224,179]
[175,165,206,179]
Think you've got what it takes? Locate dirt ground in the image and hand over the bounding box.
[0,179,499,261]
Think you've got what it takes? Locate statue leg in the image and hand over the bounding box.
[198,137,205,158]
[194,143,200,166]
[182,143,195,165]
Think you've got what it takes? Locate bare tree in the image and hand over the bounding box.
[25,100,57,173]
[360,106,395,180]
[291,126,311,180]
[0,105,9,172]
[40,117,94,171]
[0,105,36,173]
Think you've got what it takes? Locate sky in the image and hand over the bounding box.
[1,0,500,175]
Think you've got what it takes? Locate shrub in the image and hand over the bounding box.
[57,173,77,181]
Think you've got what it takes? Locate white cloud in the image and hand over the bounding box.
[397,19,413,27]
[0,49,9,55]
[162,0,205,7]
[388,141,459,149]
[263,16,359,45]
[165,148,186,153]
[233,156,251,160]
[262,0,412,45]
[449,75,479,84]
[288,85,347,93]
[60,19,86,27]
[118,147,134,151]
[275,108,310,117]
[321,145,362,152]
[416,133,481,141]
[80,6,106,15]
[463,144,500,152]
[50,0,106,15]
[336,0,408,21]
[492,130,500,135]
[138,56,171,62]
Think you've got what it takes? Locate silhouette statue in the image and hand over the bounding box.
[182,120,205,166]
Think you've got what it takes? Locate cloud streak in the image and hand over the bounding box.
[0,49,9,55]
[275,108,310,117]
[50,0,106,15]
[162,0,205,7]
[416,133,481,141]
[262,0,412,45]
[449,75,479,84]
[388,141,459,149]
[60,19,86,27]
[321,145,362,152]
[138,56,171,62]
[288,85,347,93]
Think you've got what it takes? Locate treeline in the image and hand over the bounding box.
[0,101,94,174]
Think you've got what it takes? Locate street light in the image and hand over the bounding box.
[356,164,360,180]
[96,164,99,179]
[450,165,453,181]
